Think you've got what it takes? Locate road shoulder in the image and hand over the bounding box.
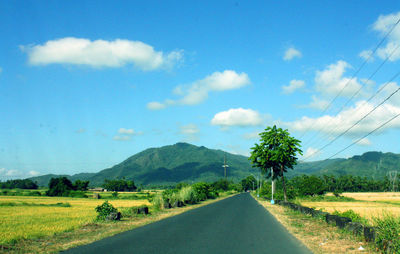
[253,196,376,254]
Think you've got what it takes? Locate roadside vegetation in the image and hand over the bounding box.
[0,178,240,253]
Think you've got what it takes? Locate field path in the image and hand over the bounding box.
[64,193,310,254]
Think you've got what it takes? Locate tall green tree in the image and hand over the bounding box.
[249,125,302,201]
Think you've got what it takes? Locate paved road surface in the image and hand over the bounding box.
[64,193,311,254]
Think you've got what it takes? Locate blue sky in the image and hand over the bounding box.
[1,1,400,180]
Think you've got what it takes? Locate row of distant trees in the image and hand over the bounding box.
[248,174,399,200]
[0,179,38,189]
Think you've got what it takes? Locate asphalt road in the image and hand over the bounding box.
[64,193,311,254]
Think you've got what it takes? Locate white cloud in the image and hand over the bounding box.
[289,99,400,137]
[315,60,362,97]
[372,11,400,61]
[211,108,263,127]
[118,128,135,135]
[114,128,142,140]
[147,101,167,110]
[21,37,183,70]
[282,80,305,94]
[359,50,374,62]
[113,135,132,141]
[283,47,302,61]
[28,170,41,176]
[301,95,330,111]
[180,124,199,135]
[356,138,372,146]
[0,168,24,178]
[148,70,250,109]
[303,147,320,159]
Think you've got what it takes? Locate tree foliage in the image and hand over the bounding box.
[103,179,137,191]
[46,177,90,197]
[249,125,302,201]
[241,175,257,191]
[0,179,38,189]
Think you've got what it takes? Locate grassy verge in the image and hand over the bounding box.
[254,196,377,254]
[0,192,236,254]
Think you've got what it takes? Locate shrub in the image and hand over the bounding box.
[112,191,119,198]
[192,182,212,201]
[179,186,197,204]
[332,209,368,225]
[333,190,342,197]
[374,214,400,253]
[69,190,88,198]
[95,201,118,221]
[30,191,42,196]
[152,194,164,210]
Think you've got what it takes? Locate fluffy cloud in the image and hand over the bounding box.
[372,11,400,61]
[211,108,263,127]
[283,47,302,61]
[113,135,132,141]
[282,80,305,94]
[359,50,374,62]
[113,128,142,141]
[0,168,41,179]
[300,95,330,111]
[315,60,362,97]
[148,70,250,110]
[21,37,183,70]
[289,99,400,137]
[118,128,135,135]
[147,102,167,110]
[180,124,199,135]
[356,138,372,146]
[303,147,320,159]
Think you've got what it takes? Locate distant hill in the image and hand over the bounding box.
[30,142,258,187]
[29,144,400,187]
[299,151,400,179]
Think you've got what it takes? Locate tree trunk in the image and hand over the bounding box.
[281,165,287,202]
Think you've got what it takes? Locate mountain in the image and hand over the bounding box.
[30,142,258,187]
[29,144,400,187]
[298,152,400,179]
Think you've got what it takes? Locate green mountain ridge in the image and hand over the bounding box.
[28,144,400,187]
[30,142,258,187]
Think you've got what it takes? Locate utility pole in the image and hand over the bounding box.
[388,171,398,192]
[222,153,229,179]
[271,168,275,204]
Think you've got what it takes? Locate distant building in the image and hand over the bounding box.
[89,187,106,192]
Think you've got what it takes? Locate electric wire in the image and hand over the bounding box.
[305,43,400,149]
[303,77,400,161]
[299,17,400,142]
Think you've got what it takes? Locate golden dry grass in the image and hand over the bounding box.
[0,196,150,245]
[342,192,400,202]
[256,198,375,254]
[301,201,400,223]
[1,193,237,253]
[302,192,400,223]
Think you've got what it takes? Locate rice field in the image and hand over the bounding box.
[0,196,150,244]
[301,192,400,223]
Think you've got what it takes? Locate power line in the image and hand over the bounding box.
[303,70,400,160]
[300,111,400,169]
[306,43,400,148]
[326,112,400,160]
[299,17,400,141]
[303,86,400,160]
